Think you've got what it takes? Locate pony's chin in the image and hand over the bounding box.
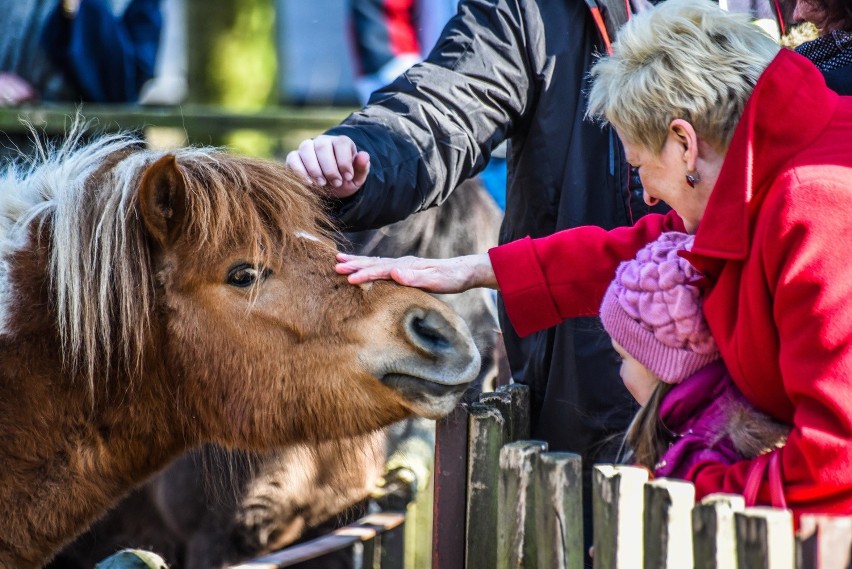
[381,374,469,419]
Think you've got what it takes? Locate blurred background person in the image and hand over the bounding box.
[348,0,506,210]
[349,0,459,105]
[790,0,852,93]
[0,0,162,108]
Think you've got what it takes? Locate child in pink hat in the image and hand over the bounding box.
[599,232,787,480]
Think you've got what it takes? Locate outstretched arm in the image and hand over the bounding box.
[336,252,497,293]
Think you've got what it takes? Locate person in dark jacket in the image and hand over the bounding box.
[285,0,781,550]
[288,1,646,547]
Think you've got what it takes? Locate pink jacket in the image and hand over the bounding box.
[654,360,786,481]
[489,49,852,517]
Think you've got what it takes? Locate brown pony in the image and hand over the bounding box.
[0,128,480,568]
[47,179,504,569]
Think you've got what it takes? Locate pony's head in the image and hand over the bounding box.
[0,129,481,450]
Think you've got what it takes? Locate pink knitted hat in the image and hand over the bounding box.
[599,232,719,384]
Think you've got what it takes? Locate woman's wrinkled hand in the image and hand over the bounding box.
[335,253,498,294]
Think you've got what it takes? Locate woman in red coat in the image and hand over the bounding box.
[336,0,852,518]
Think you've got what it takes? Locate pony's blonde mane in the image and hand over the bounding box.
[0,126,335,395]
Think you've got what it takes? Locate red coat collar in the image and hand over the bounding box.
[690,49,839,262]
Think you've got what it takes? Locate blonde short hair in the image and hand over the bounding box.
[587,0,780,152]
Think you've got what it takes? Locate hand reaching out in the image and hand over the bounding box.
[336,253,498,294]
[285,135,370,198]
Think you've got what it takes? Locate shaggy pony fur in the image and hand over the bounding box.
[0,127,479,568]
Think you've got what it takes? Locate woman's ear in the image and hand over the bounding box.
[669,119,699,171]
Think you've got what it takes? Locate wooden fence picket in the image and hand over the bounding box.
[692,493,745,569]
[479,383,531,442]
[797,514,852,569]
[644,478,696,569]
[735,507,795,569]
[465,404,507,569]
[592,464,649,569]
[498,440,548,569]
[534,452,584,569]
[432,404,470,569]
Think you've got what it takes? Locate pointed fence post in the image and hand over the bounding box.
[592,465,649,569]
[535,452,584,569]
[644,478,695,569]
[498,440,548,569]
[692,493,745,569]
[735,507,795,569]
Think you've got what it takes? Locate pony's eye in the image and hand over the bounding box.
[227,264,271,288]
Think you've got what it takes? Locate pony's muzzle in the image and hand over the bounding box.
[395,306,481,387]
[358,300,481,418]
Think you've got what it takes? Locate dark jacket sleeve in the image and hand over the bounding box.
[41,0,162,103]
[326,0,534,231]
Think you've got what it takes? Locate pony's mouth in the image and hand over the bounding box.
[381,373,470,418]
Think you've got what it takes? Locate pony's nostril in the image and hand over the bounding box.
[404,308,453,354]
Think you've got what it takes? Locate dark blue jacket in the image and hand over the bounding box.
[41,0,162,103]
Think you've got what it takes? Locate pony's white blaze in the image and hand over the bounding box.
[294,230,322,242]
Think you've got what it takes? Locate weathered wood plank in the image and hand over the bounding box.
[592,464,649,569]
[735,507,795,569]
[478,383,530,443]
[797,514,852,569]
[498,440,549,569]
[644,478,695,569]
[432,404,470,569]
[535,452,584,569]
[465,403,508,569]
[692,493,745,569]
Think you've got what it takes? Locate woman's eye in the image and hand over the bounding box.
[227,264,271,288]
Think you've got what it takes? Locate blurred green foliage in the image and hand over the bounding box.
[186,0,279,155]
[211,1,277,111]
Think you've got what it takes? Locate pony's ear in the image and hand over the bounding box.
[139,154,187,247]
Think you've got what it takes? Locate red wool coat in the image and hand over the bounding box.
[489,49,852,517]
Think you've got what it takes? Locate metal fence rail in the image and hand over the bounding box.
[230,512,406,569]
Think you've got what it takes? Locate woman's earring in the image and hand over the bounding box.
[686,170,701,188]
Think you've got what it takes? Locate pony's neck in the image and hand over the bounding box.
[0,335,186,568]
